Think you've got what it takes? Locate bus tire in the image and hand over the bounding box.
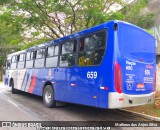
[43,85,55,108]
[11,80,17,94]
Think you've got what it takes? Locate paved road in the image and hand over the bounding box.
[0,84,148,121]
[0,85,43,130]
[0,83,159,130]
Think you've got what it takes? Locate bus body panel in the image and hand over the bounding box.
[4,20,156,109]
[108,21,156,109]
[117,22,156,95]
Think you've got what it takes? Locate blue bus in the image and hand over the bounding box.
[4,20,156,109]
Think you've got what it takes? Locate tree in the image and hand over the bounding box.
[0,0,155,80]
[0,8,23,69]
[1,0,125,39]
[0,0,154,49]
[121,0,155,29]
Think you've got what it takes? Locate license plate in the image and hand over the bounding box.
[137,83,144,89]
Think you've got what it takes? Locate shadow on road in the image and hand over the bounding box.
[4,90,151,121]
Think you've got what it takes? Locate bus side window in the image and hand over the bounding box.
[25,52,34,69]
[34,48,46,68]
[6,60,11,70]
[46,45,59,68]
[55,46,59,55]
[26,52,30,60]
[17,55,19,62]
[78,30,106,66]
[31,51,35,60]
[60,40,77,67]
[11,56,17,69]
[47,46,54,57]
[17,54,25,69]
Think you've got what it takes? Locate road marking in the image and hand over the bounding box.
[0,90,9,93]
[7,99,18,107]
[0,88,19,107]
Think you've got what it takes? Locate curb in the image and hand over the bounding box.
[120,109,160,121]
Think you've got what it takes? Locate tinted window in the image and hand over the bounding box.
[36,48,46,59]
[46,45,59,68]
[46,57,58,68]
[78,31,106,66]
[55,46,59,55]
[62,41,75,54]
[6,60,11,69]
[19,54,25,61]
[60,54,76,67]
[60,40,77,67]
[26,52,30,61]
[47,46,59,57]
[25,52,34,69]
[47,46,54,57]
[11,56,17,69]
[31,52,34,60]
[35,48,45,68]
[12,56,16,63]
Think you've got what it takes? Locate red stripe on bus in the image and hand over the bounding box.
[29,72,37,93]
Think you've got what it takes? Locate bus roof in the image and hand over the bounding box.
[7,50,25,58]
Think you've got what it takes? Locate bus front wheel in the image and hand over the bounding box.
[43,85,56,108]
[10,80,17,94]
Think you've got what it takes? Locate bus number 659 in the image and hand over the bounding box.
[87,71,97,79]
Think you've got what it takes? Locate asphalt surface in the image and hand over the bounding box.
[0,83,159,130]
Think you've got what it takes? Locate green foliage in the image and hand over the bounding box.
[145,29,154,35]
[0,0,155,52]
[0,8,23,67]
[135,13,155,29]
[0,0,155,68]
[0,10,24,45]
[21,38,51,50]
[122,0,155,29]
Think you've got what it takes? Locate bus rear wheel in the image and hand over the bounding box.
[43,85,56,108]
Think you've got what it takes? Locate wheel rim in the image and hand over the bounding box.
[45,90,52,103]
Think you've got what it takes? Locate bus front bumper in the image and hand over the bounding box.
[108,92,155,109]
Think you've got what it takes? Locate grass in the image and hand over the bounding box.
[125,104,160,117]
[124,90,160,118]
